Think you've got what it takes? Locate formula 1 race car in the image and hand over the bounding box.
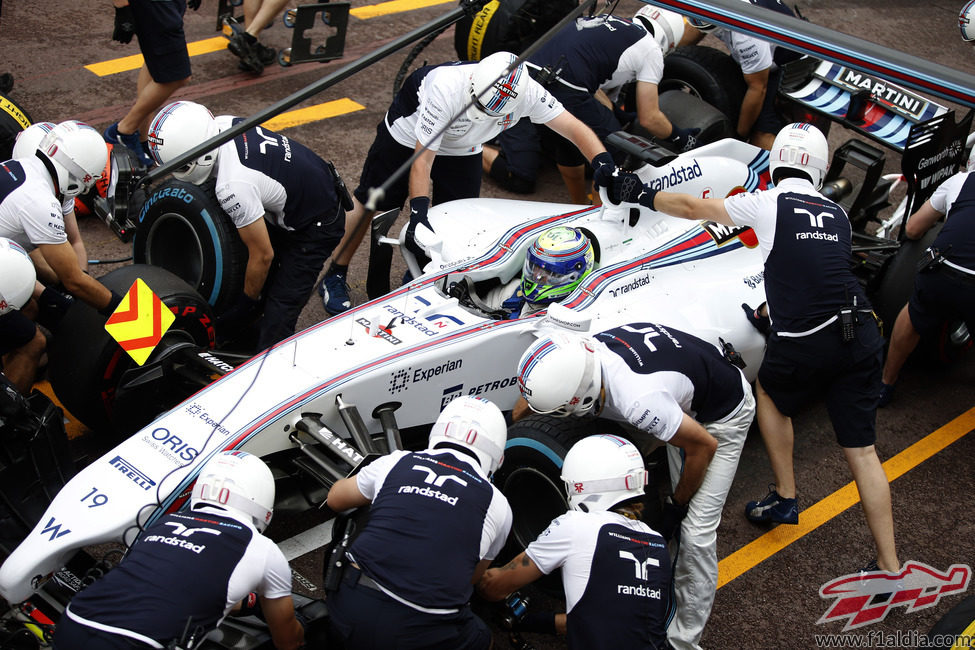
[0,132,773,645]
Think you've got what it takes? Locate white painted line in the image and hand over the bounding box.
[280,520,335,562]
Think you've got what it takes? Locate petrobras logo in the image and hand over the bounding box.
[109,455,156,491]
[646,160,703,191]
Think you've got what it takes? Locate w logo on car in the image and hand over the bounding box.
[818,561,970,631]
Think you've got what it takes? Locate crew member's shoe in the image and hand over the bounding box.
[878,382,895,408]
[320,270,352,315]
[103,123,153,168]
[745,485,798,524]
[228,30,265,74]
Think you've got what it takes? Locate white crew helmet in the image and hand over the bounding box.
[961,1,975,41]
[966,143,975,173]
[561,435,648,513]
[190,451,275,532]
[633,6,685,55]
[38,121,107,199]
[468,51,527,122]
[0,238,36,316]
[517,332,602,417]
[428,396,507,475]
[147,100,219,184]
[769,122,829,189]
[12,122,56,160]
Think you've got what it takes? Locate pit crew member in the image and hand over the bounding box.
[879,148,975,405]
[147,100,348,351]
[317,51,616,316]
[621,122,901,576]
[325,396,512,649]
[478,435,671,650]
[53,452,304,650]
[483,8,696,203]
[0,237,44,394]
[515,323,755,650]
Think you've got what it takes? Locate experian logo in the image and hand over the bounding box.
[109,455,156,491]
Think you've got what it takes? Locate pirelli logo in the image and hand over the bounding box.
[109,455,156,491]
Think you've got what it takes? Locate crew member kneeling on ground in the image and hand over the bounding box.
[325,396,512,650]
[54,451,304,649]
[478,434,672,650]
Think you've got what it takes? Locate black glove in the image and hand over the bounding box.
[112,5,136,44]
[611,171,658,210]
[590,151,617,191]
[98,290,125,318]
[215,293,261,336]
[187,0,202,9]
[666,125,701,153]
[37,287,74,330]
[660,496,689,542]
[405,196,433,261]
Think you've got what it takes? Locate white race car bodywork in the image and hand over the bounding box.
[0,138,771,603]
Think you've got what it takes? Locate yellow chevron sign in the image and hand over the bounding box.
[104,279,175,366]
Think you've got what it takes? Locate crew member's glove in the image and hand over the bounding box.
[660,496,689,542]
[112,5,136,44]
[405,196,434,261]
[611,171,658,210]
[37,287,74,330]
[590,151,617,191]
[98,290,125,318]
[187,0,202,10]
[215,293,261,338]
[665,125,701,153]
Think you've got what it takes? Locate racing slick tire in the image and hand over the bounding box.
[872,224,971,364]
[927,593,975,648]
[661,46,747,125]
[0,91,32,161]
[133,178,246,316]
[494,415,624,551]
[48,265,216,438]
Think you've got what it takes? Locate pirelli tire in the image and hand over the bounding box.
[926,593,975,649]
[661,46,747,125]
[133,178,246,316]
[0,92,32,161]
[48,265,216,438]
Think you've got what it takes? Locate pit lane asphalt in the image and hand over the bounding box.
[2,1,973,647]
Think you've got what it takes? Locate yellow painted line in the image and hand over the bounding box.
[718,405,975,588]
[261,98,366,130]
[33,381,87,440]
[350,0,453,20]
[84,37,228,77]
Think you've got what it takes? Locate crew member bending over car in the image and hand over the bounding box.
[478,435,672,650]
[148,100,349,351]
[483,8,697,203]
[317,51,618,316]
[682,0,803,149]
[879,148,975,406]
[0,121,119,318]
[53,452,304,650]
[514,323,755,650]
[616,122,901,577]
[326,396,512,650]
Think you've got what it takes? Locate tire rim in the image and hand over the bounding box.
[501,467,568,549]
[659,78,703,98]
[145,211,206,288]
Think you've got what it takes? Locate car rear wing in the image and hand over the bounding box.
[782,58,950,153]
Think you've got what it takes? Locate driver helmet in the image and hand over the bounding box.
[11,122,56,160]
[521,226,594,305]
[147,100,219,184]
[961,0,975,41]
[561,435,647,513]
[38,121,107,199]
[190,451,275,532]
[769,122,829,189]
[0,238,36,316]
[517,331,602,417]
[428,396,507,475]
[468,52,527,122]
[633,6,685,55]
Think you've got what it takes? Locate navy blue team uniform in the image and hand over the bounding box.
[219,118,346,349]
[327,448,509,649]
[908,174,975,336]
[0,161,38,357]
[55,511,266,649]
